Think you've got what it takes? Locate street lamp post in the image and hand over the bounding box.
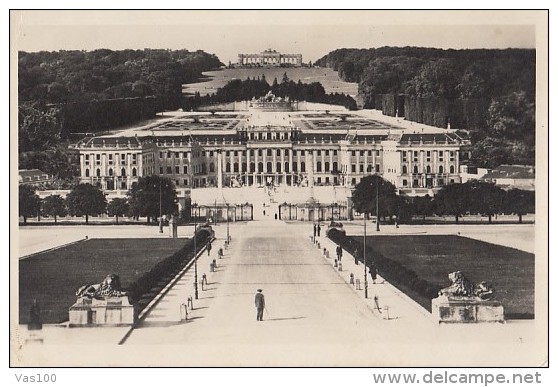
[158,181,163,233]
[226,204,230,244]
[193,208,198,300]
[376,177,380,232]
[364,212,368,299]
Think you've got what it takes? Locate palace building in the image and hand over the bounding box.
[71,97,467,203]
[238,49,302,67]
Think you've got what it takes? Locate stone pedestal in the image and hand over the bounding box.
[432,295,504,324]
[69,297,135,327]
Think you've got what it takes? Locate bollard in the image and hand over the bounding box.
[317,242,321,249]
[180,303,188,320]
[356,278,361,290]
[323,248,327,256]
[326,251,330,258]
[338,262,343,271]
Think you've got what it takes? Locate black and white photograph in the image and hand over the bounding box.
[9,8,549,371]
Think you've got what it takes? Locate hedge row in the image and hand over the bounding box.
[327,228,441,303]
[127,227,213,312]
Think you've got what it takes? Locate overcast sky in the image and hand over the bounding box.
[12,10,539,64]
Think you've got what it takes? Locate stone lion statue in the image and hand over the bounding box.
[438,271,494,300]
[76,274,127,300]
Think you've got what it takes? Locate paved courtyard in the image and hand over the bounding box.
[14,219,545,367]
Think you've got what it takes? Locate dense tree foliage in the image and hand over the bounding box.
[127,176,178,224]
[107,197,130,224]
[19,49,222,136]
[65,183,107,224]
[183,74,357,110]
[19,185,41,224]
[41,194,67,224]
[316,47,536,167]
[352,175,398,219]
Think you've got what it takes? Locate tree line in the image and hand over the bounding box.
[19,176,180,225]
[315,47,535,168]
[19,49,222,142]
[183,73,357,110]
[351,175,534,224]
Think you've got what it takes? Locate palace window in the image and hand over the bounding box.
[209,163,215,173]
[85,169,90,177]
[301,162,306,172]
[333,150,337,156]
[258,162,263,173]
[226,151,230,157]
[426,165,431,174]
[439,166,444,174]
[375,164,380,173]
[184,166,188,174]
[332,162,338,172]
[242,163,247,172]
[267,149,272,156]
[402,165,407,174]
[284,150,289,156]
[352,151,356,157]
[413,165,419,174]
[376,150,380,156]
[402,179,408,186]
[250,162,255,173]
[426,151,431,162]
[234,151,238,156]
[413,151,418,162]
[234,163,239,173]
[293,163,298,172]
[277,149,281,156]
[276,162,281,173]
[325,162,330,172]
[450,165,455,174]
[317,162,322,172]
[159,152,163,159]
[166,167,172,174]
[351,164,356,173]
[284,162,289,173]
[367,165,373,172]
[132,154,137,165]
[175,166,180,174]
[160,167,164,174]
[450,151,455,161]
[132,168,137,177]
[226,163,231,173]
[359,164,364,173]
[325,150,329,156]
[108,154,113,165]
[266,162,272,173]
[258,150,262,157]
[360,151,365,157]
[402,152,407,162]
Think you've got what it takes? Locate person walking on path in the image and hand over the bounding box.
[255,289,265,321]
[317,224,321,237]
[336,244,343,262]
[313,224,317,242]
[354,247,359,265]
[369,263,378,284]
[207,240,212,256]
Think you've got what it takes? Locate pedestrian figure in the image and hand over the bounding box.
[334,258,338,268]
[317,224,321,237]
[28,299,42,331]
[263,209,266,216]
[274,213,278,220]
[212,258,217,269]
[336,244,343,261]
[350,273,355,285]
[210,262,215,272]
[313,223,317,242]
[354,248,359,265]
[255,289,265,321]
[369,263,378,284]
[202,273,207,285]
[218,247,223,259]
[207,240,212,256]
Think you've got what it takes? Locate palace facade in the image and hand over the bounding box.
[71,103,467,199]
[238,49,302,67]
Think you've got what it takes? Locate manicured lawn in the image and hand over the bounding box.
[19,238,190,324]
[353,235,535,319]
[183,67,358,96]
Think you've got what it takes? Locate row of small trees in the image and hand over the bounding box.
[19,176,179,225]
[352,175,535,224]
